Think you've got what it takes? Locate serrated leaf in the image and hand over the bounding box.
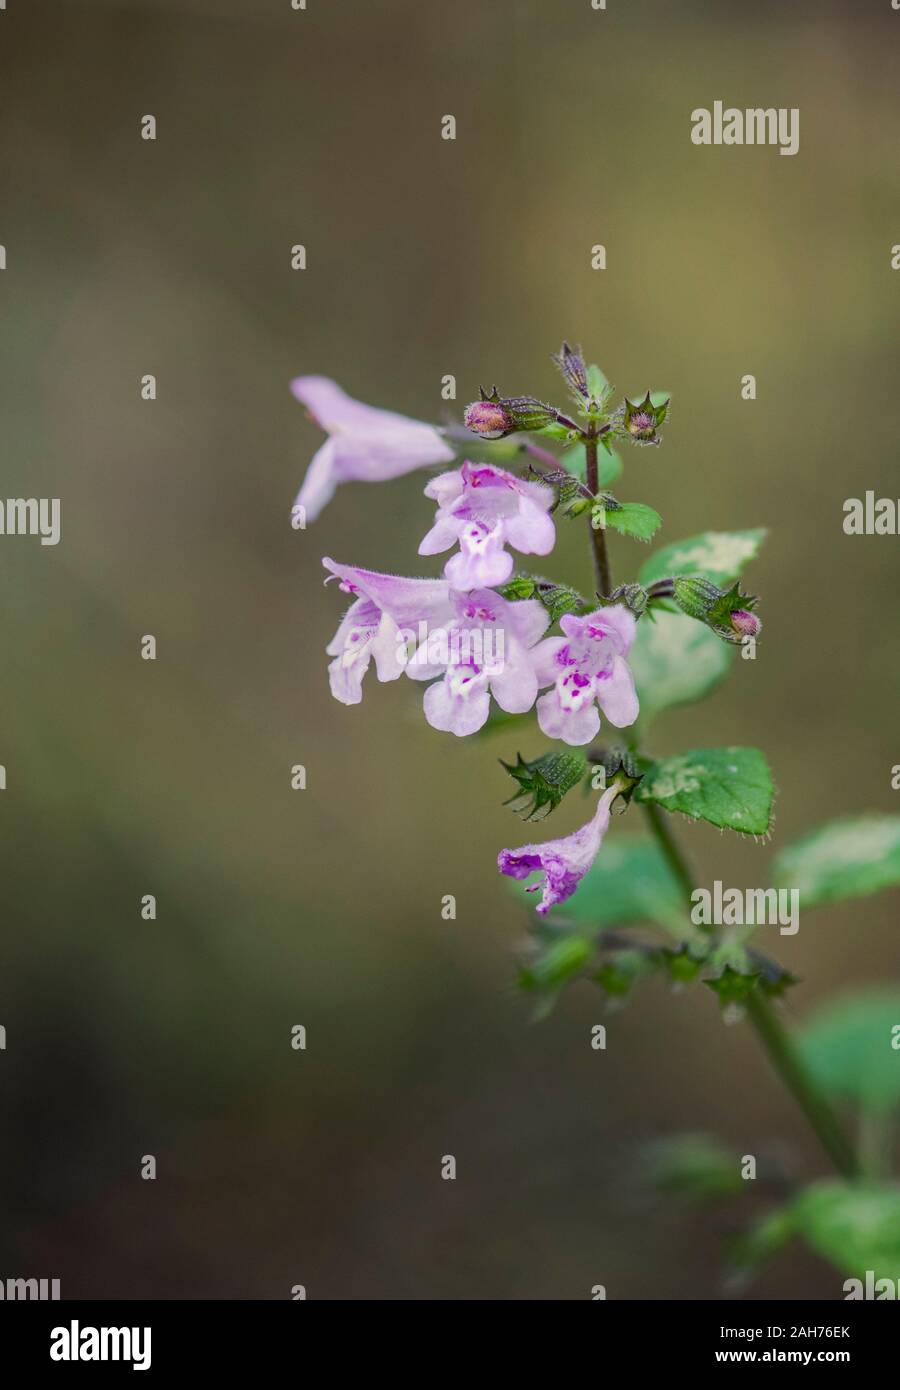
[791,1182,900,1283]
[636,746,774,834]
[772,814,900,908]
[796,992,900,1114]
[638,528,767,588]
[630,609,732,725]
[603,500,662,542]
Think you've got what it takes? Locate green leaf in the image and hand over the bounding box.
[561,441,622,487]
[643,1134,744,1200]
[791,1182,900,1283]
[638,528,767,588]
[530,834,685,927]
[586,363,609,398]
[518,931,593,991]
[630,609,732,725]
[602,500,662,543]
[796,992,900,1114]
[501,751,588,821]
[636,746,774,835]
[772,814,900,908]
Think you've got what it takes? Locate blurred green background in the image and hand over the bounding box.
[0,0,898,1299]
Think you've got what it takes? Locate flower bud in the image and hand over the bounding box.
[623,391,669,445]
[552,341,589,401]
[463,398,514,440]
[730,609,762,640]
[672,576,761,644]
[464,386,569,440]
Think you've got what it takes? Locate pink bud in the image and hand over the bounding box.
[464,400,513,439]
[731,609,761,639]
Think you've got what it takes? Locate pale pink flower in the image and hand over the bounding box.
[418,462,555,590]
[532,607,639,746]
[292,377,454,521]
[407,588,550,737]
[323,558,453,704]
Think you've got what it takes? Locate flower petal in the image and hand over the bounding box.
[536,688,601,746]
[489,650,539,715]
[503,492,556,555]
[595,654,639,727]
[418,514,462,557]
[530,636,569,685]
[423,675,491,736]
[293,438,340,523]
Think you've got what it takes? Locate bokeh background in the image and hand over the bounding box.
[0,0,898,1299]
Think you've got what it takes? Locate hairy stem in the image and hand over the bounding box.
[582,415,855,1180]
[643,801,697,902]
[641,801,858,1180]
[584,430,611,598]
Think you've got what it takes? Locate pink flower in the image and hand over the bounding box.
[532,607,639,746]
[418,462,556,591]
[498,783,620,914]
[292,377,455,522]
[407,588,550,737]
[323,558,454,704]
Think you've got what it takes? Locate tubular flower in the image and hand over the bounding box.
[406,588,550,737]
[532,606,639,746]
[292,377,454,522]
[418,462,555,590]
[497,782,620,914]
[323,558,453,704]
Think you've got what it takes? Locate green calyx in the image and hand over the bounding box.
[622,390,670,444]
[501,750,589,821]
[672,576,761,643]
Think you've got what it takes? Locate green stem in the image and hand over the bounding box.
[581,424,855,1179]
[643,801,696,902]
[584,431,611,598]
[642,801,858,1180]
[744,992,858,1179]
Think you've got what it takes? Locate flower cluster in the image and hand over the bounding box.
[292,346,758,917]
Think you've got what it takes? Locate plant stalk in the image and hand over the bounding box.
[642,801,858,1180]
[589,510,857,1181]
[584,430,611,598]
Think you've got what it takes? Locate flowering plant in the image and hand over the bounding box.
[295,343,900,1294]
